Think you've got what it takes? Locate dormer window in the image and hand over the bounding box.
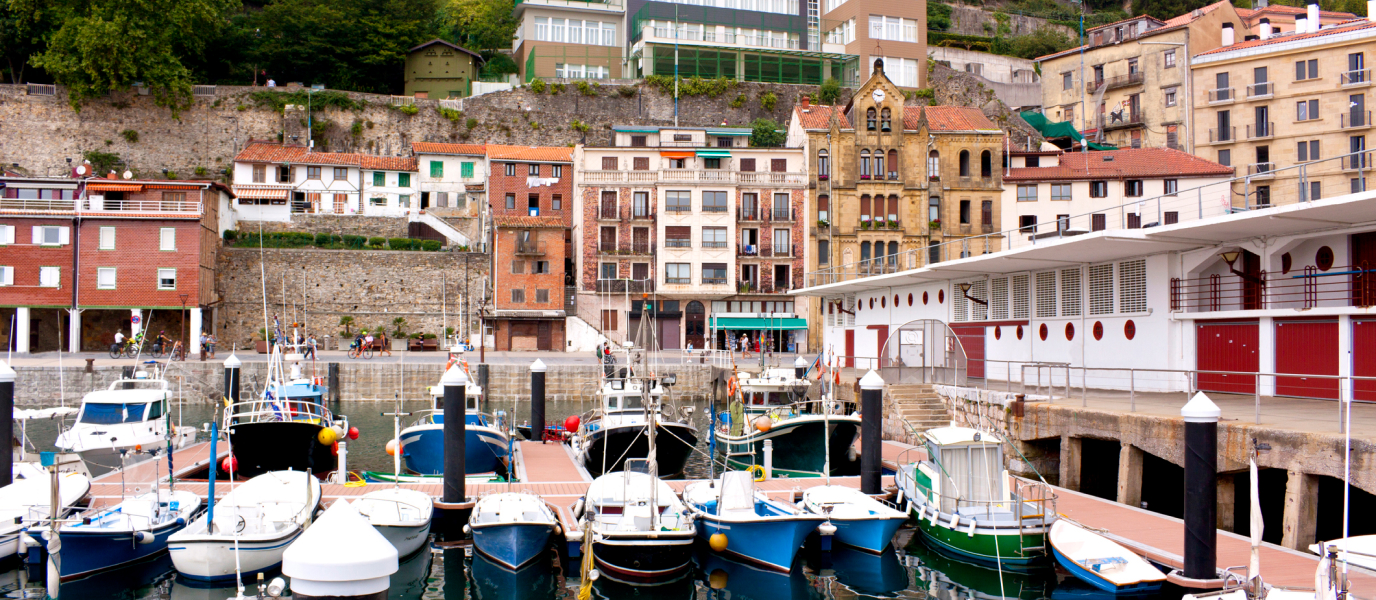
[880,108,892,131]
[866,107,877,131]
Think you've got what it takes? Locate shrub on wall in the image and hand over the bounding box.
[387,238,415,250]
[343,235,367,249]
[367,237,386,248]
[421,240,442,251]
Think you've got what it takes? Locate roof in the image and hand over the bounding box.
[408,39,482,59]
[924,425,1000,447]
[1037,0,1234,62]
[412,142,486,156]
[235,142,418,171]
[1195,18,1376,57]
[793,104,998,133]
[1004,148,1234,182]
[493,214,568,228]
[793,104,849,129]
[1239,4,1358,20]
[485,144,573,163]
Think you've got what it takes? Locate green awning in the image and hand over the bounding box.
[706,129,751,136]
[612,126,660,133]
[712,317,808,330]
[696,150,732,157]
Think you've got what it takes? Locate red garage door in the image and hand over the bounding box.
[1196,320,1258,395]
[951,325,986,379]
[1355,319,1376,402]
[1275,319,1339,400]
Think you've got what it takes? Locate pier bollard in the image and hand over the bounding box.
[795,356,808,380]
[435,365,470,540]
[477,363,490,404]
[0,360,14,488]
[859,370,884,494]
[223,354,241,404]
[531,359,546,443]
[328,362,340,403]
[1181,392,1220,580]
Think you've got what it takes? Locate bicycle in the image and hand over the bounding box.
[108,341,127,359]
[168,341,186,362]
[347,340,373,360]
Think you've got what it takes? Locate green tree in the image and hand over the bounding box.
[0,3,53,84]
[1000,28,1076,60]
[927,2,952,31]
[816,77,842,104]
[480,51,518,78]
[442,0,518,51]
[749,118,785,147]
[17,0,236,112]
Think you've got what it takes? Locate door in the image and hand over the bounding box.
[870,325,889,369]
[1196,320,1259,394]
[537,321,552,351]
[844,329,855,367]
[1355,319,1376,401]
[685,302,705,349]
[951,325,986,379]
[1352,232,1376,306]
[1274,319,1339,400]
[659,318,681,350]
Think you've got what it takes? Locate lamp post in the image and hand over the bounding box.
[179,293,189,349]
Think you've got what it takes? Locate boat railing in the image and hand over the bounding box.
[407,408,505,430]
[898,461,1057,526]
[225,398,337,426]
[732,398,857,420]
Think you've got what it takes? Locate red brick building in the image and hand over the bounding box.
[484,145,573,351]
[0,174,231,352]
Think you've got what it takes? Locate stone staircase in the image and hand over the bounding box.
[888,383,951,435]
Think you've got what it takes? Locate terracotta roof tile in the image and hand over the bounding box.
[1040,1,1232,62]
[485,144,572,162]
[793,104,849,129]
[1004,148,1234,182]
[922,106,1000,131]
[493,214,568,228]
[412,142,486,156]
[1245,4,1356,17]
[234,142,417,170]
[1196,18,1376,56]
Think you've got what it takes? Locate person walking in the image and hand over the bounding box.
[206,333,217,359]
[379,330,392,357]
[305,334,318,359]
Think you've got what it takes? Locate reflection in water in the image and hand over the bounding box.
[469,546,561,600]
[825,544,910,596]
[699,551,816,600]
[590,566,697,600]
[390,544,435,600]
[904,532,1056,600]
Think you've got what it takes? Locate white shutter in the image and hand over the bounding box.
[1060,268,1082,317]
[31,226,40,244]
[1119,259,1147,313]
[99,227,115,250]
[58,227,70,245]
[160,228,176,251]
[97,268,116,289]
[990,277,1009,320]
[952,282,968,322]
[971,279,989,321]
[1011,274,1030,319]
[0,225,12,244]
[1035,271,1058,318]
[0,266,12,286]
[39,266,59,287]
[1088,264,1115,315]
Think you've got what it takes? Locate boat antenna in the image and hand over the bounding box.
[390,392,402,490]
[823,349,831,485]
[227,431,246,600]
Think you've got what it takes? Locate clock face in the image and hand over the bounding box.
[872,89,886,102]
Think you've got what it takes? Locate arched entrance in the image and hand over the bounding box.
[685,301,705,349]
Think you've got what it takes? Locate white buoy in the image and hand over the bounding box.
[283,500,398,599]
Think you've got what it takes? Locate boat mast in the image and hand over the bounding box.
[637,293,658,531]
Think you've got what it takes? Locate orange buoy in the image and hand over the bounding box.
[221,456,237,474]
[385,439,401,456]
[754,416,772,432]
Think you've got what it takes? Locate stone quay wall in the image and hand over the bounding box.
[233,216,411,239]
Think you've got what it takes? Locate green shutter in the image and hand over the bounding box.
[461,162,474,179]
[399,173,411,187]
[373,171,385,186]
[430,161,443,178]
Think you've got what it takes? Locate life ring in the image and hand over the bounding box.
[726,377,738,398]
[747,465,766,482]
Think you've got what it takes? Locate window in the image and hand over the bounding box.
[370,197,386,206]
[1128,58,1139,75]
[958,150,970,176]
[631,192,650,218]
[773,228,790,255]
[929,196,940,222]
[702,191,728,212]
[632,157,649,171]
[601,157,617,171]
[817,195,829,222]
[35,226,65,245]
[99,226,115,250]
[630,136,647,147]
[667,191,692,212]
[461,162,474,178]
[703,227,727,248]
[1061,268,1082,316]
[1051,183,1072,200]
[704,157,721,169]
[817,150,829,178]
[1092,213,1106,231]
[97,267,116,289]
[599,226,616,251]
[0,266,10,286]
[601,310,618,330]
[1165,179,1178,195]
[818,240,829,264]
[880,107,892,131]
[599,262,617,280]
[982,200,993,227]
[528,164,540,176]
[511,289,525,303]
[666,263,691,284]
[1088,264,1114,315]
[1063,72,1073,90]
[0,225,10,245]
[535,261,550,274]
[666,226,691,248]
[373,171,385,186]
[928,150,939,178]
[632,263,649,280]
[980,151,992,178]
[859,150,871,178]
[307,166,321,180]
[1118,259,1146,312]
[505,194,516,210]
[1215,72,1230,101]
[1298,140,1319,162]
[1297,99,1319,121]
[536,289,550,304]
[397,173,411,188]
[868,15,918,42]
[866,107,876,131]
[1165,87,1178,107]
[1090,181,1108,197]
[1218,149,1231,167]
[504,163,516,176]
[1164,49,1176,68]
[702,263,727,284]
[511,260,526,274]
[252,165,266,183]
[553,165,563,178]
[552,194,562,211]
[39,266,59,287]
[330,167,346,181]
[1167,125,1180,149]
[157,268,176,290]
[959,200,971,224]
[278,166,291,183]
[1125,180,1143,197]
[1296,58,1318,81]
[771,158,787,173]
[160,228,176,251]
[1035,271,1057,318]
[1017,185,1037,202]
[1355,178,1368,193]
[1304,181,1322,201]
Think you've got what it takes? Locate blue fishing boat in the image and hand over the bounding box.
[800,485,908,553]
[58,489,203,581]
[682,471,825,572]
[1048,519,1165,594]
[466,492,558,570]
[398,383,509,476]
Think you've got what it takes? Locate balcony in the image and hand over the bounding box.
[770,207,794,221]
[770,243,795,258]
[0,197,204,214]
[1247,122,1275,140]
[1208,126,1236,143]
[1101,111,1143,131]
[736,171,808,185]
[1207,88,1235,103]
[598,203,620,220]
[516,240,547,255]
[739,206,761,221]
[1343,152,1372,171]
[1086,72,1144,92]
[702,240,728,249]
[1342,69,1372,86]
[665,238,691,249]
[599,242,652,256]
[1342,111,1372,129]
[1247,82,1274,98]
[738,244,760,257]
[593,279,654,294]
[631,208,654,220]
[583,170,658,184]
[1246,162,1276,177]
[1170,265,1376,312]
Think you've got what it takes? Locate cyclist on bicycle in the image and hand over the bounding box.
[153,330,170,354]
[111,329,126,354]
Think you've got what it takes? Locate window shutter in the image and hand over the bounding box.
[739,158,756,172]
[1118,259,1147,312]
[31,226,40,244]
[1088,264,1114,315]
[0,266,11,286]
[1060,268,1082,316]
[161,228,176,251]
[771,159,786,172]
[1035,271,1057,318]
[990,277,1009,320]
[0,225,12,244]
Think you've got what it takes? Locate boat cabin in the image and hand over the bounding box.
[920,426,1007,516]
[76,389,169,425]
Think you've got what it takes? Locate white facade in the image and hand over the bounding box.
[231,155,419,220]
[414,151,487,211]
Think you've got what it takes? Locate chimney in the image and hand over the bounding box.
[1256,0,1267,6]
[1296,15,1307,34]
[801,95,811,108]
[1260,18,1272,39]
[1307,0,1320,32]
[1221,22,1235,46]
[1369,0,1375,22]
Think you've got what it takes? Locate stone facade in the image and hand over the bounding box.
[234,216,411,239]
[945,5,1075,39]
[214,247,490,349]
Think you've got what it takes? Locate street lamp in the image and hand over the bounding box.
[958,282,988,306]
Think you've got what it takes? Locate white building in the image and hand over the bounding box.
[231,142,419,222]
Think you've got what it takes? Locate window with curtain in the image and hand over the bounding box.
[887,195,899,221]
[860,195,871,221]
[928,150,939,179]
[873,151,884,179]
[860,150,871,178]
[817,150,829,178]
[887,149,898,179]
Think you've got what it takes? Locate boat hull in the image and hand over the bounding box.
[167,528,303,582]
[228,422,336,478]
[470,522,555,570]
[718,418,859,478]
[376,521,432,559]
[694,515,822,573]
[591,532,696,583]
[832,514,908,554]
[58,518,189,581]
[912,506,1045,565]
[399,424,509,476]
[1051,546,1164,594]
[581,422,696,478]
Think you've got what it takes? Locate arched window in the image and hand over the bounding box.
[687,300,704,313]
[880,107,892,131]
[860,241,871,262]
[817,149,830,179]
[980,150,993,178]
[866,107,877,131]
[860,194,871,221]
[887,149,898,179]
[860,150,871,178]
[958,150,971,177]
[888,241,899,265]
[928,150,939,179]
[873,150,884,179]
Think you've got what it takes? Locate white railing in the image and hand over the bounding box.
[581,170,806,185]
[0,198,203,214]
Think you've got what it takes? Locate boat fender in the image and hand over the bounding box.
[18,534,38,553]
[588,569,600,582]
[572,498,585,521]
[906,500,914,515]
[927,510,938,526]
[966,519,977,538]
[948,514,960,530]
[554,524,562,536]
[318,427,339,445]
[267,578,287,598]
[747,465,766,482]
[818,523,838,536]
[134,531,155,544]
[709,532,729,552]
[896,490,904,505]
[916,503,925,520]
[847,445,857,462]
[462,524,471,535]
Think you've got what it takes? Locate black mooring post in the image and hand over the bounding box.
[0,360,15,488]
[859,369,884,494]
[531,359,546,443]
[327,362,340,403]
[477,363,490,404]
[224,354,241,404]
[442,366,467,504]
[1182,392,1220,580]
[795,355,808,380]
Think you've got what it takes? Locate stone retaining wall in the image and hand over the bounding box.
[234,216,411,239]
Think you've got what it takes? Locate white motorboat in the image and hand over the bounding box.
[467,491,558,570]
[0,463,91,558]
[55,367,195,476]
[799,484,908,553]
[355,488,433,558]
[167,470,321,582]
[1310,534,1376,572]
[58,489,203,580]
[577,463,697,583]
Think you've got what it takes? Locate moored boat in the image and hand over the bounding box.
[577,463,697,583]
[55,365,195,476]
[800,484,907,553]
[167,470,321,582]
[355,487,433,558]
[572,375,697,478]
[398,381,508,477]
[58,489,202,581]
[224,350,348,479]
[467,492,558,570]
[1049,519,1165,594]
[0,463,91,559]
[682,470,825,572]
[715,368,859,478]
